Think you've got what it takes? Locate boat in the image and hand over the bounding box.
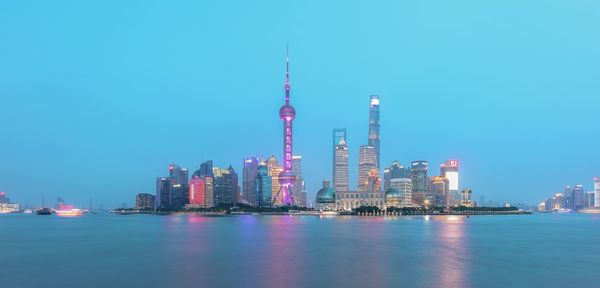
[36,207,52,215]
[55,204,85,217]
[23,209,33,214]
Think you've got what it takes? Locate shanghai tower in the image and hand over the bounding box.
[368,95,381,169]
[272,49,297,206]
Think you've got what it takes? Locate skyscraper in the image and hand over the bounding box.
[440,160,459,206]
[333,133,349,193]
[573,184,584,210]
[358,145,377,191]
[190,164,215,208]
[169,163,188,186]
[266,156,283,205]
[595,177,600,208]
[368,95,380,169]
[135,193,155,209]
[156,177,175,210]
[292,156,306,206]
[429,176,449,207]
[255,162,272,207]
[242,157,260,206]
[272,50,297,206]
[383,161,408,191]
[461,188,473,207]
[212,165,238,205]
[411,160,429,206]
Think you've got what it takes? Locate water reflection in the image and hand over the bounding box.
[433,216,470,288]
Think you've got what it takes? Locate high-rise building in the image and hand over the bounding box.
[212,165,238,205]
[266,156,283,205]
[573,184,584,210]
[169,163,188,186]
[242,157,260,206]
[366,168,381,193]
[563,186,574,210]
[292,156,306,207]
[383,161,408,191]
[595,177,600,208]
[429,176,449,207]
[333,133,349,193]
[272,50,298,206]
[190,166,214,208]
[389,178,412,207]
[584,191,595,208]
[135,193,155,210]
[358,145,377,191]
[461,188,473,207]
[156,177,175,210]
[169,184,188,210]
[411,160,429,206]
[0,192,9,204]
[440,160,459,206]
[255,162,273,207]
[368,95,380,169]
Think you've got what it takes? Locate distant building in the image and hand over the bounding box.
[0,192,19,213]
[156,177,175,210]
[212,165,238,205]
[595,177,600,208]
[461,188,473,207]
[358,145,377,191]
[0,192,9,204]
[266,156,283,206]
[368,95,381,169]
[584,191,595,208]
[440,160,459,206]
[383,161,408,192]
[188,175,214,208]
[389,178,412,207]
[135,193,155,209]
[429,176,449,207]
[336,191,384,211]
[410,160,429,206]
[333,131,349,193]
[169,163,188,186]
[366,168,381,193]
[242,157,260,206]
[573,185,584,210]
[255,162,272,207]
[315,180,336,211]
[292,156,306,207]
[563,186,574,210]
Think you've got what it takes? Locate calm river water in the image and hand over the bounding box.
[1,213,599,287]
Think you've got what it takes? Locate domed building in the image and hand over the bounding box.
[315,180,336,211]
[385,188,402,209]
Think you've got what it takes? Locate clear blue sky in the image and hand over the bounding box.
[1,1,598,208]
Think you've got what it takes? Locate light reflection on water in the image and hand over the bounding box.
[1,214,599,288]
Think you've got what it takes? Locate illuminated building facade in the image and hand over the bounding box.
[156,177,175,210]
[135,193,155,209]
[461,188,473,207]
[389,178,412,207]
[440,160,459,206]
[358,145,377,191]
[366,168,381,193]
[242,157,260,206]
[267,156,283,205]
[411,160,429,206]
[429,176,449,207]
[368,95,380,169]
[333,129,349,193]
[336,191,384,211]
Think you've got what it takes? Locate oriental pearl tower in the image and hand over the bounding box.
[273,49,297,206]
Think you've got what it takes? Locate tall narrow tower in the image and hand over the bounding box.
[368,95,380,169]
[273,49,297,206]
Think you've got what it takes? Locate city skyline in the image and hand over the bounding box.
[1,1,599,208]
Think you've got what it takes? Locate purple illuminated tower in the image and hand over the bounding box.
[273,49,297,206]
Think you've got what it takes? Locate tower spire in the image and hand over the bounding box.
[285,45,290,104]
